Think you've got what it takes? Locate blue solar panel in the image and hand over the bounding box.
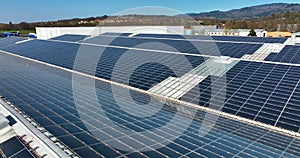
[101,32,132,37]
[265,45,300,64]
[1,40,80,69]
[136,34,187,39]
[0,37,27,47]
[1,33,300,157]
[2,39,299,132]
[50,34,89,42]
[82,36,262,58]
[0,137,34,158]
[135,34,288,44]
[211,36,287,43]
[0,53,299,157]
[1,40,206,91]
[182,61,300,132]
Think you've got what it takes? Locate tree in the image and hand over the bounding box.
[19,22,31,30]
[248,29,257,37]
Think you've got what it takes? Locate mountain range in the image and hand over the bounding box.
[188,3,300,19]
[1,3,300,32]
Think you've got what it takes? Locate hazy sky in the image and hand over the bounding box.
[1,0,299,23]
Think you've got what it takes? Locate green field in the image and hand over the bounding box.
[0,30,35,34]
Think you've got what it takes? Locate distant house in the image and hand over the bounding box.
[205,29,268,37]
[239,29,267,37]
[205,29,239,36]
[268,32,292,38]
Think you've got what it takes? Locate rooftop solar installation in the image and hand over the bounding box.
[0,34,300,157]
[0,53,299,157]
[182,61,300,132]
[265,45,300,64]
[211,36,288,44]
[135,34,288,44]
[0,137,35,158]
[50,34,89,42]
[81,35,262,58]
[0,40,206,90]
[1,40,80,69]
[0,37,27,47]
[0,36,299,132]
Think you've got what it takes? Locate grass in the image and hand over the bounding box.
[0,30,35,34]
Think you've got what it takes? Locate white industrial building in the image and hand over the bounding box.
[205,29,268,37]
[36,26,184,39]
[36,26,272,40]
[191,25,217,35]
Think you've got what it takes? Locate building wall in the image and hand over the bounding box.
[206,32,224,36]
[239,31,249,37]
[192,25,217,35]
[205,30,268,37]
[36,26,184,39]
[166,26,185,34]
[184,29,194,35]
[36,27,100,40]
[294,33,300,44]
[296,38,300,44]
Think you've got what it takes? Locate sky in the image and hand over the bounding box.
[1,0,299,23]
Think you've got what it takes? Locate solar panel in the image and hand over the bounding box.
[2,36,262,61]
[182,61,300,132]
[135,34,288,44]
[50,34,89,42]
[0,53,299,157]
[1,40,80,69]
[0,37,27,47]
[101,32,133,37]
[0,34,300,157]
[136,34,188,40]
[82,35,262,58]
[0,137,35,158]
[1,40,207,91]
[265,45,300,64]
[211,36,288,44]
[1,38,299,132]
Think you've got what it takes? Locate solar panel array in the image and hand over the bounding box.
[100,32,133,37]
[135,34,288,44]
[0,40,206,90]
[50,34,89,42]
[0,33,300,157]
[0,53,299,157]
[211,36,288,44]
[0,37,27,47]
[265,45,300,64]
[1,37,300,132]
[0,137,35,158]
[182,61,300,132]
[1,40,80,69]
[82,35,262,58]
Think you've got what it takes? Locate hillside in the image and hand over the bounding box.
[194,11,300,32]
[188,3,300,19]
[1,3,300,32]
